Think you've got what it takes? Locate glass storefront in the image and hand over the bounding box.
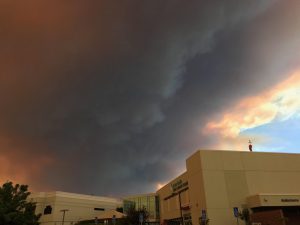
[123,194,160,222]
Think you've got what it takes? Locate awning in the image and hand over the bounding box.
[96,210,125,219]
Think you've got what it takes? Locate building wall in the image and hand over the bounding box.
[196,150,300,225]
[31,193,56,224]
[157,172,189,223]
[185,151,207,225]
[157,150,300,225]
[29,192,122,225]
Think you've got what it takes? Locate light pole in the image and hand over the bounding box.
[60,209,69,225]
[178,191,184,225]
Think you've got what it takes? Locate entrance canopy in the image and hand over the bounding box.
[247,194,300,208]
[97,210,125,219]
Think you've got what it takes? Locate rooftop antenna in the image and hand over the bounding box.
[248,140,253,152]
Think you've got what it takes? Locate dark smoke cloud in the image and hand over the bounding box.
[1,0,300,195]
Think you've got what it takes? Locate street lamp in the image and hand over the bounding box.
[178,192,184,225]
[60,209,69,225]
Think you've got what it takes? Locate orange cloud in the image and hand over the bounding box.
[0,136,54,190]
[203,71,300,148]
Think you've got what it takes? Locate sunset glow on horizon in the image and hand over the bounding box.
[203,71,300,151]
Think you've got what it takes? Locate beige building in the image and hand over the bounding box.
[157,150,300,225]
[29,191,123,225]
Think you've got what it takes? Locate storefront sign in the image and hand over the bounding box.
[248,194,300,208]
[171,179,188,192]
[281,198,299,203]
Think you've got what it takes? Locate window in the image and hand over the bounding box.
[94,208,105,211]
[44,205,52,215]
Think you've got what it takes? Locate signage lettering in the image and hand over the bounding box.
[171,180,188,192]
[281,198,299,203]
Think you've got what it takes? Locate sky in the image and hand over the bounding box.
[1,0,300,196]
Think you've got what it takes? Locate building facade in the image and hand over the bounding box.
[29,191,122,225]
[157,150,300,225]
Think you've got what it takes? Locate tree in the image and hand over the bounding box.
[116,207,124,213]
[0,181,41,225]
[238,208,250,225]
[125,206,149,225]
[199,217,209,225]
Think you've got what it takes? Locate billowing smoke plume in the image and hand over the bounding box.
[1,0,300,195]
